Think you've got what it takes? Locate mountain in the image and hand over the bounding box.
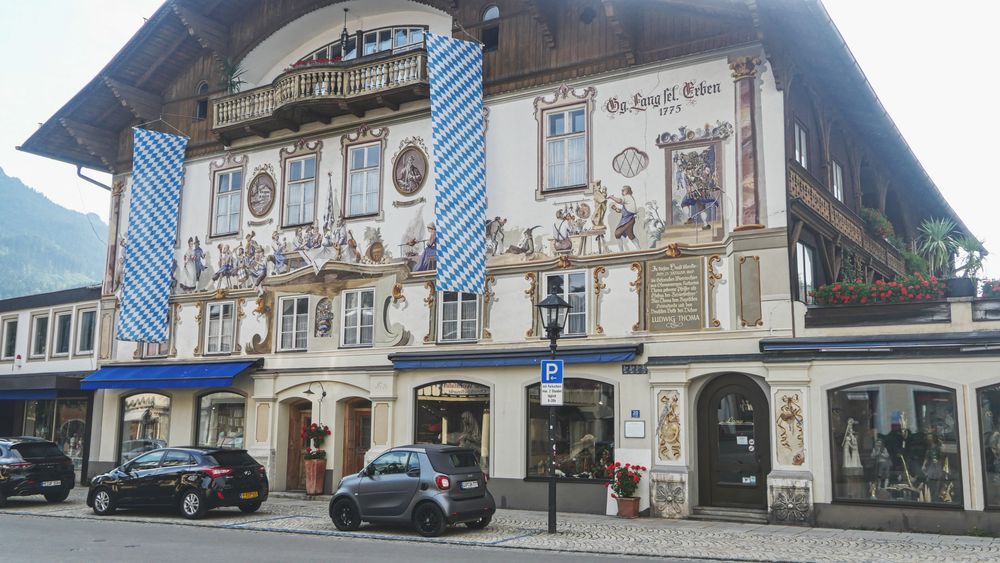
[0,166,108,299]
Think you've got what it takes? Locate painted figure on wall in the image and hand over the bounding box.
[396,153,424,194]
[673,144,721,225]
[776,393,805,466]
[213,244,235,289]
[413,223,437,271]
[180,236,206,291]
[505,225,542,257]
[485,216,506,256]
[658,391,682,462]
[644,201,667,248]
[592,182,608,228]
[609,185,640,251]
[552,209,576,253]
[242,231,267,289]
[269,231,290,275]
[315,298,334,337]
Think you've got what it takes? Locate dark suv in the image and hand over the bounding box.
[87,447,268,519]
[329,444,495,537]
[0,437,76,507]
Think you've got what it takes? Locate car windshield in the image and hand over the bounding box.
[12,442,64,459]
[208,451,258,467]
[448,451,479,469]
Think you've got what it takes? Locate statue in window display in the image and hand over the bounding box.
[871,438,893,489]
[921,430,947,502]
[841,418,863,471]
[456,411,481,453]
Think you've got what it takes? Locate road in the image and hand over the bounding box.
[0,513,665,563]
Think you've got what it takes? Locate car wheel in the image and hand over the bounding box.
[179,490,207,520]
[464,515,492,530]
[92,488,116,516]
[413,503,447,537]
[44,490,71,503]
[330,498,361,531]
[238,501,262,514]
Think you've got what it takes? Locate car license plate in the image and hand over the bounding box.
[42,480,61,487]
[460,480,479,490]
[240,491,259,500]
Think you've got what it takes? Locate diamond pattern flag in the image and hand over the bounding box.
[426,33,487,295]
[117,128,188,342]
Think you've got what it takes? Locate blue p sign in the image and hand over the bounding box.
[540,360,564,384]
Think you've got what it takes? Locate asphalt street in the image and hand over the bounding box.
[0,513,665,563]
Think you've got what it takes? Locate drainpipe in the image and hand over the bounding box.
[76,165,112,191]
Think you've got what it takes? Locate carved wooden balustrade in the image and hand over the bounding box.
[788,166,905,277]
[212,50,428,138]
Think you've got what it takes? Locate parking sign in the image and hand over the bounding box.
[540,360,564,406]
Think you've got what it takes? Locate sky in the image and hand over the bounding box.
[0,1,997,274]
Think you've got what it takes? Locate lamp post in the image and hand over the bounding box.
[536,292,571,534]
[303,382,327,424]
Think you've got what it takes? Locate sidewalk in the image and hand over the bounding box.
[3,488,999,562]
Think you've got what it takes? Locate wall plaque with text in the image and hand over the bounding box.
[646,257,705,332]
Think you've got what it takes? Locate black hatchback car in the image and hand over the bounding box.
[0,437,76,507]
[87,447,268,519]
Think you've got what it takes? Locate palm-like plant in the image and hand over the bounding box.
[918,218,957,277]
[954,234,986,279]
[220,58,246,94]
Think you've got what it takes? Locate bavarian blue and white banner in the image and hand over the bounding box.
[116,128,188,342]
[426,33,487,295]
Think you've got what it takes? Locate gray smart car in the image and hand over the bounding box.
[329,444,495,537]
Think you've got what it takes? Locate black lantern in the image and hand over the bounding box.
[340,8,350,54]
[536,292,571,342]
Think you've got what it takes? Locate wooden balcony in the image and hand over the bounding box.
[788,165,905,277]
[212,49,428,142]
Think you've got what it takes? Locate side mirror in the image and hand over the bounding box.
[363,465,375,478]
[122,462,134,474]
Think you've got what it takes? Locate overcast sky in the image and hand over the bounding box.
[1,1,996,275]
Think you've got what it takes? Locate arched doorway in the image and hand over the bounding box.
[285,399,312,491]
[342,398,372,476]
[697,374,770,509]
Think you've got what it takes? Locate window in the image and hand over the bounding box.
[482,5,500,51]
[369,451,411,476]
[30,315,48,358]
[161,450,196,467]
[831,160,844,202]
[120,393,171,463]
[77,310,95,354]
[829,382,962,507]
[342,289,374,347]
[23,398,88,479]
[545,272,587,336]
[213,169,243,236]
[130,450,165,471]
[53,312,72,356]
[527,379,614,480]
[1,318,16,359]
[197,392,246,449]
[415,382,490,473]
[206,302,235,354]
[979,384,1000,508]
[793,122,808,169]
[440,292,478,342]
[195,82,209,121]
[796,242,816,304]
[347,143,381,217]
[279,296,309,351]
[23,400,55,441]
[141,309,171,359]
[284,156,316,226]
[544,107,587,191]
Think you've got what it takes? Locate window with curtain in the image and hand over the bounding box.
[285,156,316,226]
[342,288,374,347]
[440,292,478,342]
[197,392,246,449]
[544,107,587,191]
[214,169,242,236]
[279,296,309,351]
[544,272,587,336]
[347,143,381,217]
[206,302,234,354]
[527,379,614,480]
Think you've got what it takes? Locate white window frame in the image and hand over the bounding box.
[341,288,375,348]
[51,311,73,357]
[213,168,243,236]
[284,156,317,227]
[205,301,235,355]
[76,309,96,355]
[438,291,480,343]
[793,121,808,170]
[30,314,49,359]
[543,105,588,192]
[140,308,172,359]
[1,318,17,360]
[278,296,309,352]
[543,271,588,337]
[831,160,844,202]
[796,242,816,305]
[346,142,381,217]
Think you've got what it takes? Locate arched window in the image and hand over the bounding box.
[481,5,500,52]
[526,379,614,480]
[482,5,500,21]
[978,384,1000,508]
[415,382,490,472]
[120,393,171,463]
[828,381,962,506]
[197,391,247,448]
[195,81,209,121]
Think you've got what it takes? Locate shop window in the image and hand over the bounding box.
[1,318,17,359]
[415,382,490,473]
[342,288,374,347]
[205,301,235,354]
[796,242,816,304]
[284,156,317,227]
[831,160,845,202]
[346,143,381,217]
[197,392,246,449]
[544,272,587,336]
[544,106,588,191]
[30,315,48,358]
[278,295,309,352]
[526,379,614,480]
[76,310,95,354]
[828,382,962,507]
[793,121,808,170]
[23,400,55,441]
[120,393,171,463]
[439,292,478,342]
[53,312,72,356]
[978,384,1000,508]
[22,398,88,480]
[213,169,243,236]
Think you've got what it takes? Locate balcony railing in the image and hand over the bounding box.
[212,49,428,136]
[788,166,905,276]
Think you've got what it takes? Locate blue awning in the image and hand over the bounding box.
[81,361,258,390]
[0,389,58,401]
[389,344,642,370]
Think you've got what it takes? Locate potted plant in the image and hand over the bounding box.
[605,461,646,518]
[219,57,246,94]
[953,234,986,297]
[302,422,331,495]
[918,218,968,297]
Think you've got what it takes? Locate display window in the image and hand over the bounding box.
[527,379,614,480]
[415,382,489,473]
[197,392,246,449]
[120,393,171,463]
[978,384,1000,508]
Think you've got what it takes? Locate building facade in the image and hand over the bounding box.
[17,0,999,533]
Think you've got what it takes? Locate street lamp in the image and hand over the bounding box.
[536,292,570,534]
[303,382,327,424]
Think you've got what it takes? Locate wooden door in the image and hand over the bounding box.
[343,403,371,476]
[286,406,312,491]
[697,374,771,508]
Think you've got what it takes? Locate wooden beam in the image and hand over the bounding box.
[244,125,269,139]
[137,32,189,88]
[375,95,399,112]
[169,0,228,60]
[601,0,635,65]
[58,118,118,169]
[338,102,365,119]
[523,0,556,48]
[102,77,163,121]
[660,0,752,23]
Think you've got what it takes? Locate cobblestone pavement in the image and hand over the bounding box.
[3,489,1000,562]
